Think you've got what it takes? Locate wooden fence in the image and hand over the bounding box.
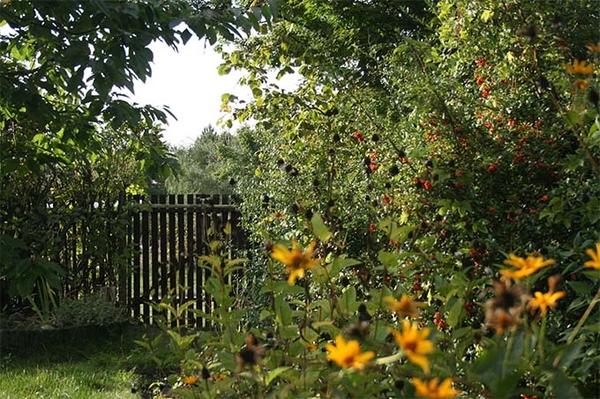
[124,194,246,328]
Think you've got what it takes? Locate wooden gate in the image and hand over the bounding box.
[125,194,245,328]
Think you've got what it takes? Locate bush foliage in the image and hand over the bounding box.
[145,0,599,397]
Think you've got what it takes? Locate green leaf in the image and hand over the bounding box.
[447,298,464,328]
[481,9,494,22]
[377,251,398,268]
[340,286,357,314]
[549,369,582,399]
[259,309,272,321]
[310,213,331,242]
[582,269,600,281]
[134,340,151,351]
[275,294,292,326]
[218,63,232,75]
[180,28,193,45]
[565,110,581,127]
[252,87,263,98]
[328,257,361,276]
[280,324,299,339]
[260,281,304,295]
[556,342,583,369]
[265,366,292,386]
[568,280,593,295]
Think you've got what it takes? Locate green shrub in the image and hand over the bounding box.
[54,292,128,327]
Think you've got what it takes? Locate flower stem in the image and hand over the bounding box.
[374,351,404,365]
[502,332,515,379]
[567,286,600,345]
[538,315,547,362]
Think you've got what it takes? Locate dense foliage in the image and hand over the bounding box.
[165,125,240,194]
[194,0,598,397]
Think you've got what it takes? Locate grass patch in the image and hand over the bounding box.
[0,323,160,399]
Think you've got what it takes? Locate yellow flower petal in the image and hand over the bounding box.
[413,377,461,398]
[182,375,198,385]
[384,295,425,318]
[271,240,319,285]
[584,243,600,269]
[565,59,594,75]
[325,335,374,371]
[392,319,434,374]
[528,290,565,316]
[500,254,555,279]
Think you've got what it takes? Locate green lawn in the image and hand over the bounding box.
[0,324,158,399]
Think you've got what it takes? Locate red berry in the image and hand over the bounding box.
[353,131,365,142]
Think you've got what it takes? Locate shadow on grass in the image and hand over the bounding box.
[0,323,162,399]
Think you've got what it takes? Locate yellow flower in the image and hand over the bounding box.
[325,335,375,371]
[391,319,434,374]
[584,243,600,269]
[212,373,226,381]
[384,295,426,318]
[271,240,318,285]
[182,375,198,385]
[565,59,594,75]
[528,290,565,316]
[413,377,461,399]
[586,42,600,54]
[500,254,555,279]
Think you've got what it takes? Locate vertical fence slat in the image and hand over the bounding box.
[194,195,204,328]
[98,201,106,288]
[150,198,159,321]
[202,198,212,329]
[141,198,150,321]
[186,194,196,326]
[177,194,186,313]
[118,194,129,306]
[159,195,168,303]
[131,196,141,320]
[168,195,177,318]
[159,195,169,299]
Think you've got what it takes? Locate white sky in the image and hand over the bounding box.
[129,37,248,147]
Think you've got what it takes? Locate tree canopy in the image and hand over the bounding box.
[165,125,240,194]
[0,0,274,310]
